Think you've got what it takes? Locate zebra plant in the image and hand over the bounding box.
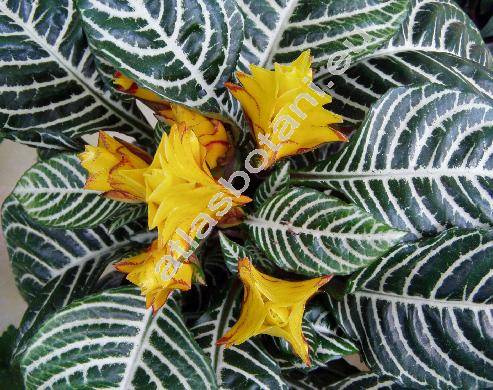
[1,0,492,388]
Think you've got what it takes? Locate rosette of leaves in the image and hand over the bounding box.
[1,0,492,388]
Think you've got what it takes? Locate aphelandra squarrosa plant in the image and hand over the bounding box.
[1,0,493,388]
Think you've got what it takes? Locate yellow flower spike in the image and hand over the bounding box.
[145,123,251,254]
[159,104,231,169]
[115,240,194,313]
[217,258,332,366]
[78,131,151,202]
[113,71,231,169]
[113,71,164,104]
[226,50,347,168]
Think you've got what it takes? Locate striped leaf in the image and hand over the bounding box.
[327,373,403,389]
[6,130,85,152]
[304,295,358,363]
[289,143,346,171]
[218,232,243,273]
[13,153,131,228]
[13,261,134,362]
[77,0,243,121]
[0,0,153,147]
[192,283,287,389]
[21,287,217,389]
[182,238,230,325]
[281,360,360,389]
[315,0,493,125]
[331,228,493,388]
[218,232,279,274]
[245,187,407,276]
[293,84,493,237]
[236,0,409,70]
[108,204,147,233]
[254,161,290,208]
[1,195,154,302]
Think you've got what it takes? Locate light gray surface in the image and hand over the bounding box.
[0,140,34,330]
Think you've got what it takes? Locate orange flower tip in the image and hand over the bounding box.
[98,130,112,145]
[114,70,122,78]
[238,257,251,267]
[113,261,133,272]
[237,257,252,273]
[103,190,142,203]
[218,207,246,228]
[336,130,348,142]
[235,71,249,80]
[225,82,242,92]
[318,275,333,287]
[235,195,252,204]
[152,304,162,315]
[216,336,230,346]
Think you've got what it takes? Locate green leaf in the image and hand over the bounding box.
[108,204,147,233]
[218,232,279,274]
[304,295,358,362]
[316,0,493,125]
[13,153,132,228]
[289,143,345,171]
[254,161,290,209]
[327,373,404,389]
[77,0,243,121]
[246,187,407,276]
[1,195,154,302]
[13,258,138,363]
[236,0,410,70]
[281,360,360,389]
[293,84,493,237]
[330,228,493,388]
[6,130,84,152]
[21,287,216,389]
[0,326,23,390]
[192,283,287,389]
[182,238,230,325]
[0,0,153,147]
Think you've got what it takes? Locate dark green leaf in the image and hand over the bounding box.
[246,187,407,275]
[0,0,153,147]
[21,287,216,389]
[293,84,493,237]
[331,228,493,388]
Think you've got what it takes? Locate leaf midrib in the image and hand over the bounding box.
[119,307,155,389]
[263,0,299,66]
[246,216,405,241]
[212,284,240,377]
[354,289,492,311]
[293,167,493,181]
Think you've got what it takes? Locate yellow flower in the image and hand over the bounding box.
[114,71,230,169]
[159,104,231,169]
[78,131,151,202]
[115,240,194,312]
[145,123,251,255]
[217,258,332,365]
[113,70,164,104]
[226,50,346,167]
